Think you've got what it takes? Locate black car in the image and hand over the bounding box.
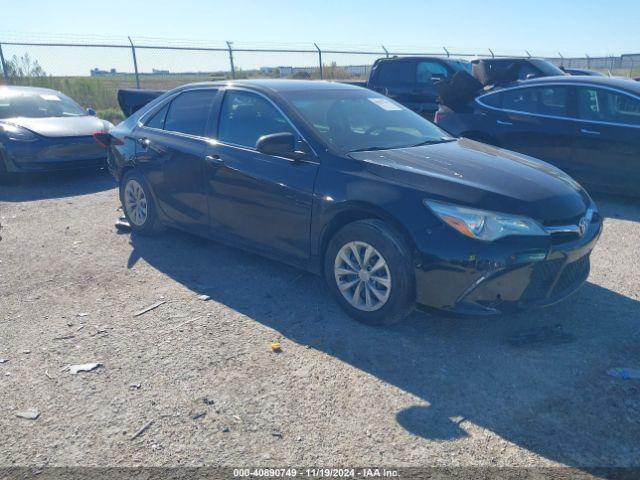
[102,80,601,325]
[365,56,471,119]
[435,76,640,196]
[561,68,605,77]
[0,86,111,174]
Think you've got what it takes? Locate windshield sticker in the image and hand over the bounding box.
[39,94,61,101]
[368,97,402,111]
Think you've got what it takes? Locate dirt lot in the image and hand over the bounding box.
[1,170,639,470]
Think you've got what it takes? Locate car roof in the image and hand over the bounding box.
[376,56,465,62]
[177,79,365,94]
[496,75,640,95]
[0,85,63,95]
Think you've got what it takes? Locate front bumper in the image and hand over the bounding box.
[414,214,603,315]
[1,136,106,173]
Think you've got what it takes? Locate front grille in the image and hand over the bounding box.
[552,255,590,297]
[521,258,564,301]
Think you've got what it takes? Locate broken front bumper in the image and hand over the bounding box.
[414,214,603,315]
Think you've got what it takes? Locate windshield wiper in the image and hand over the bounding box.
[348,146,394,153]
[408,138,456,148]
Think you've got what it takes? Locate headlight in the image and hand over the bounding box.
[425,200,548,241]
[0,124,38,141]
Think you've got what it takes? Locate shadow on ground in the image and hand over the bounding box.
[592,193,640,223]
[127,228,640,469]
[0,169,115,202]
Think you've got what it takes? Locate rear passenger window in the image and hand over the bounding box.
[502,86,569,117]
[144,103,169,129]
[577,87,640,125]
[164,90,217,137]
[375,61,415,87]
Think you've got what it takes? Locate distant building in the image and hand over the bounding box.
[90,67,118,76]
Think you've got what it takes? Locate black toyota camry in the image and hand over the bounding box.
[102,80,601,325]
[0,86,111,174]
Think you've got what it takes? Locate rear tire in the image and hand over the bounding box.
[119,169,164,235]
[324,219,415,326]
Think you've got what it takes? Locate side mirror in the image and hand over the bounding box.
[87,108,97,116]
[256,132,296,158]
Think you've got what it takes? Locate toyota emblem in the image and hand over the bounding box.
[578,216,589,236]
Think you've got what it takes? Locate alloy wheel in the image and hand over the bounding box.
[124,179,148,226]
[334,241,392,312]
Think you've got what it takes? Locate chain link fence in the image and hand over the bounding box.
[1,34,638,123]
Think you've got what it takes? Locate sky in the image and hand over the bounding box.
[1,0,638,75]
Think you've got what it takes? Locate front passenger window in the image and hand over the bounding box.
[577,87,640,125]
[416,62,449,84]
[218,90,296,148]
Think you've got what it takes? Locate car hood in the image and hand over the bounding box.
[348,138,591,224]
[0,116,107,138]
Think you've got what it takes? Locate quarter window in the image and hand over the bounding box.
[164,90,218,137]
[577,87,640,125]
[144,103,169,130]
[218,90,296,148]
[502,86,569,117]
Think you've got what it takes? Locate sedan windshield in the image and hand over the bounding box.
[0,90,87,119]
[282,89,452,152]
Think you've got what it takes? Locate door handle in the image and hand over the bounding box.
[137,137,150,148]
[205,154,224,166]
[496,120,513,126]
[580,128,601,135]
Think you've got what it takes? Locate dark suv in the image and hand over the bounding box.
[366,57,471,119]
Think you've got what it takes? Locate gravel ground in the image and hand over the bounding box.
[0,170,639,470]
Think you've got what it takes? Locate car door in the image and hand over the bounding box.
[572,85,640,194]
[204,89,319,266]
[487,84,576,172]
[134,89,219,234]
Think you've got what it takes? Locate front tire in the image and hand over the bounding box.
[324,219,415,326]
[119,169,164,235]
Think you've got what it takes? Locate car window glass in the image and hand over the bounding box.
[164,90,217,136]
[0,90,86,119]
[144,103,169,129]
[577,87,640,125]
[502,86,568,117]
[283,89,449,152]
[416,62,449,84]
[480,92,502,108]
[518,64,538,80]
[218,90,296,148]
[375,61,415,87]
